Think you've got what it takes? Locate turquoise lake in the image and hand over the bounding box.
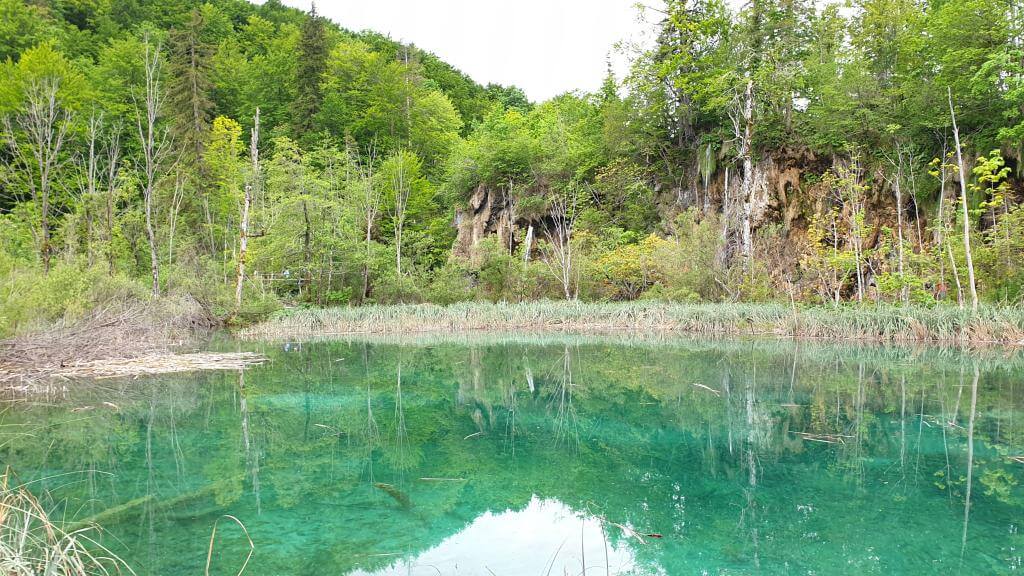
[2,335,1023,575]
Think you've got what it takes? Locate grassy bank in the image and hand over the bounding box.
[240,301,1024,345]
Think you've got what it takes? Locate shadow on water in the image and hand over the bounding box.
[2,334,1024,575]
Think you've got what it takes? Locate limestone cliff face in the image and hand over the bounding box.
[452,183,523,262]
[449,148,974,263]
[451,154,817,263]
[662,149,819,234]
[452,184,493,261]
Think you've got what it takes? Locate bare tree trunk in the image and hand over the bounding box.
[358,146,380,302]
[894,147,907,304]
[235,107,259,310]
[83,113,101,267]
[936,137,948,282]
[703,143,712,215]
[740,78,755,273]
[302,199,312,298]
[721,166,730,243]
[2,79,73,274]
[391,152,411,277]
[949,89,979,313]
[145,192,159,294]
[135,35,171,297]
[104,127,121,276]
[543,187,579,300]
[362,224,372,300]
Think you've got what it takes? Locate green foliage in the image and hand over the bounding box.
[318,39,462,163]
[642,210,727,302]
[596,234,665,301]
[2,0,1024,322]
[0,256,144,338]
[0,0,61,62]
[971,150,1012,212]
[292,4,329,136]
[0,42,90,113]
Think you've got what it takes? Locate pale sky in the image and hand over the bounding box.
[274,0,664,102]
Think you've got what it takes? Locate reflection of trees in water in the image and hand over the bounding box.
[145,399,156,546]
[551,345,580,452]
[4,339,1024,573]
[362,343,380,484]
[381,357,423,476]
[739,367,761,570]
[238,368,262,514]
[962,362,979,562]
[501,351,528,457]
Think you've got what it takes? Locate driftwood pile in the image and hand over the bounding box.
[0,296,262,389]
[50,352,266,380]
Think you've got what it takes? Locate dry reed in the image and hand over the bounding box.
[0,467,134,575]
[240,301,1024,345]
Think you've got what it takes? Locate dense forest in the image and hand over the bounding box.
[1,0,1023,336]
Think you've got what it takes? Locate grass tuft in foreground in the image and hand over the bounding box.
[0,468,133,575]
[240,301,1024,345]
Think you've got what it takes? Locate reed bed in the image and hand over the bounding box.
[240,301,1024,345]
[265,329,1024,375]
[1,468,133,575]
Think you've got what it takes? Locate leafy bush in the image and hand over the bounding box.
[0,256,145,338]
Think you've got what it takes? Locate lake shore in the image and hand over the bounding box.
[241,301,1024,346]
[6,300,1023,390]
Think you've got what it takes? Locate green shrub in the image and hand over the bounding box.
[0,258,146,338]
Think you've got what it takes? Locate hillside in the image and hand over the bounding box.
[1,0,1023,339]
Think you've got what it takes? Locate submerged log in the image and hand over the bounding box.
[790,431,849,444]
[72,473,246,530]
[373,482,413,508]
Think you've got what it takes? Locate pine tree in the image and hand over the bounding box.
[166,8,214,167]
[293,4,329,135]
[166,7,216,251]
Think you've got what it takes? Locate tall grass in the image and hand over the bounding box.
[0,468,133,575]
[240,301,1024,345]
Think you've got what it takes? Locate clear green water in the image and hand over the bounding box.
[3,336,1024,575]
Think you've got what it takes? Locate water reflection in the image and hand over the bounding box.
[2,336,1023,575]
[349,497,644,576]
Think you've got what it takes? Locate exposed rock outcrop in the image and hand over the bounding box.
[448,147,987,267]
[452,184,496,261]
[452,184,527,262]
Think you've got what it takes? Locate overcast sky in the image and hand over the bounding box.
[273,1,664,102]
